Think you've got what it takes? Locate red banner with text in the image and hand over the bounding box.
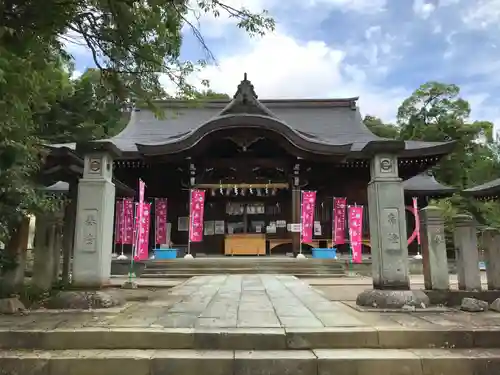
[300,191,316,243]
[189,190,205,243]
[333,198,347,245]
[114,201,124,244]
[348,205,363,264]
[122,198,134,245]
[155,198,168,245]
[115,198,134,244]
[134,202,151,260]
[412,197,421,245]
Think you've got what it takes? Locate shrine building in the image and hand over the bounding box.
[42,74,456,288]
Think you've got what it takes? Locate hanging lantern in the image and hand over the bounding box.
[249,185,254,195]
[234,185,239,196]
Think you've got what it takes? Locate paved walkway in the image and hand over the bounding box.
[164,275,364,328]
[1,275,500,331]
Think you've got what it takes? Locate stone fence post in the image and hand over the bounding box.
[482,228,500,290]
[453,214,481,291]
[420,206,449,290]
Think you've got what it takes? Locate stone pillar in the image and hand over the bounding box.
[2,216,31,294]
[366,154,409,290]
[52,224,63,282]
[32,217,54,291]
[72,149,116,287]
[62,183,77,285]
[453,214,481,291]
[482,228,500,290]
[420,206,449,290]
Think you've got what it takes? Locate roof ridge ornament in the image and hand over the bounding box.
[233,72,258,102]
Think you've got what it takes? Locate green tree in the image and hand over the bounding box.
[363,115,400,139]
[397,82,492,188]
[193,89,230,100]
[397,81,500,226]
[0,0,275,287]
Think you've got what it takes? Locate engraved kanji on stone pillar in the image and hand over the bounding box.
[72,142,119,287]
[420,206,449,290]
[482,228,500,290]
[366,154,409,290]
[453,214,481,291]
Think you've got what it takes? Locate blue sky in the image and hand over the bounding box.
[70,0,500,128]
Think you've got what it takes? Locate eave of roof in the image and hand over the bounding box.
[463,178,500,198]
[403,173,457,197]
[44,73,456,162]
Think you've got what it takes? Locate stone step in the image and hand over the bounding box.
[143,260,346,269]
[1,348,500,375]
[139,273,346,278]
[142,268,346,275]
[2,327,500,351]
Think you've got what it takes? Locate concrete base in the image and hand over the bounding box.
[184,254,194,259]
[121,281,138,289]
[356,289,430,309]
[296,253,306,259]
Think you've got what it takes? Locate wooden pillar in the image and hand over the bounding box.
[291,163,301,255]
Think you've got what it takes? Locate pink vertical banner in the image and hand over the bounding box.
[412,197,421,245]
[300,191,316,243]
[348,205,364,263]
[133,179,146,259]
[189,190,205,243]
[135,202,151,260]
[333,198,347,245]
[114,201,124,244]
[155,198,168,245]
[122,198,134,244]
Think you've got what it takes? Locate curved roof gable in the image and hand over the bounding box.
[47,73,455,160]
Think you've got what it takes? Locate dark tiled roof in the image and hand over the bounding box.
[48,74,455,159]
[463,178,500,198]
[403,173,456,197]
[43,181,69,193]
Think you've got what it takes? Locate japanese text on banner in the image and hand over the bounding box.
[301,191,316,243]
[134,202,151,260]
[189,190,205,243]
[155,198,168,245]
[114,201,124,244]
[122,199,134,245]
[333,197,347,245]
[348,205,363,263]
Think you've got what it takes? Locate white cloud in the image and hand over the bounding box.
[183,0,387,38]
[161,29,408,122]
[462,0,500,29]
[314,0,387,14]
[413,0,436,19]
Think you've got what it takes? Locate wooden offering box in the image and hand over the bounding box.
[224,234,266,255]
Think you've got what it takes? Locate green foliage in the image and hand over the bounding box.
[396,81,500,226]
[0,0,275,261]
[363,115,400,139]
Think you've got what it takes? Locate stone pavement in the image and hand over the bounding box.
[3,275,500,375]
[0,274,499,333]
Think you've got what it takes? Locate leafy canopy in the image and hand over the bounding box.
[0,0,275,243]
